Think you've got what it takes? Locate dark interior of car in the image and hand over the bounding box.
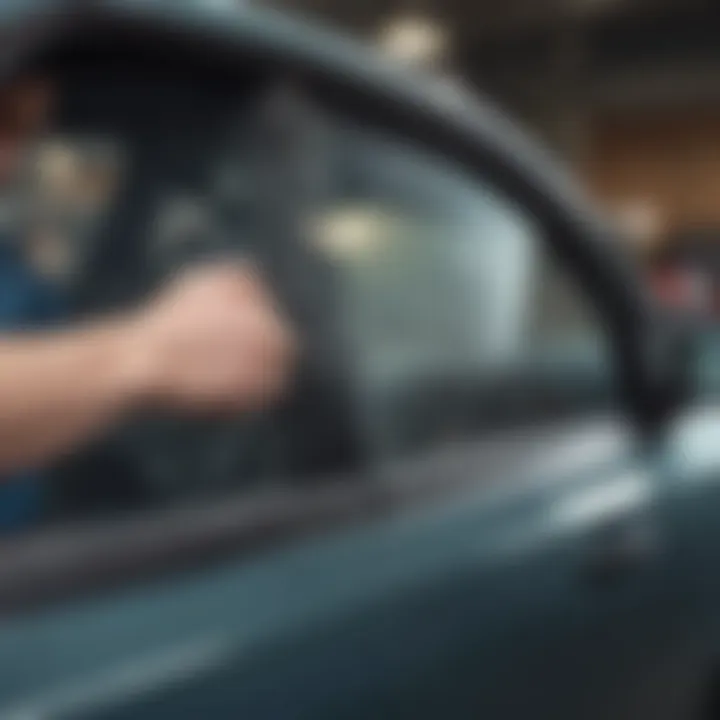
[19,31,363,525]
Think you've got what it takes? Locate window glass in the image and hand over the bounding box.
[0,68,276,532]
[0,82,614,535]
[25,137,124,285]
[309,125,611,456]
[0,136,123,291]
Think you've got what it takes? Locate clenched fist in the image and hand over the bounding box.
[0,261,297,473]
[125,263,296,412]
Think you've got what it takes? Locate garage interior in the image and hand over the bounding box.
[270,0,720,257]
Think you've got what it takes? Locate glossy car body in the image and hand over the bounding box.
[0,2,719,719]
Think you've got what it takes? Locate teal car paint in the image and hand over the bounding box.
[0,2,718,720]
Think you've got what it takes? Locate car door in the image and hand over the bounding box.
[657,336,720,717]
[0,18,697,720]
[0,86,693,720]
[264,114,691,720]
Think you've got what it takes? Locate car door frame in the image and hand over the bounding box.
[0,3,688,616]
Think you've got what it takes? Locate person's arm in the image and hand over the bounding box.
[0,321,147,473]
[0,263,294,474]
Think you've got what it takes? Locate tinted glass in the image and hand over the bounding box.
[309,124,612,457]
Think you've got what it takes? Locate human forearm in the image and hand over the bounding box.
[0,319,148,474]
[0,263,293,476]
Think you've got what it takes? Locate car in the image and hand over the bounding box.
[0,1,719,719]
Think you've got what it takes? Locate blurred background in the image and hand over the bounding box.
[266,0,720,313]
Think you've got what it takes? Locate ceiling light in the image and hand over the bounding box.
[310,206,392,264]
[378,15,449,66]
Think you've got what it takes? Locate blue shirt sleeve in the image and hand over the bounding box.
[0,245,63,328]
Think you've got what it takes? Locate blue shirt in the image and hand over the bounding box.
[0,242,65,531]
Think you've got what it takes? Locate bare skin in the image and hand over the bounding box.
[0,76,296,474]
[0,263,295,473]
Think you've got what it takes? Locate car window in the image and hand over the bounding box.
[0,67,303,534]
[18,137,124,289]
[0,53,624,604]
[309,123,614,459]
[0,66,613,537]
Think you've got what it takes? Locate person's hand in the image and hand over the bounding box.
[124,263,296,413]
